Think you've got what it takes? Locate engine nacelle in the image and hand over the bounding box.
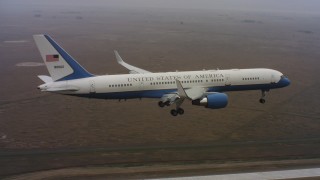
[192,93,228,109]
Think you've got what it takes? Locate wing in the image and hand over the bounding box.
[114,50,151,74]
[176,80,207,100]
[160,80,208,108]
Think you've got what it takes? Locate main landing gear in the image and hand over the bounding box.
[158,101,185,116]
[170,108,184,116]
[158,101,170,107]
[259,90,268,104]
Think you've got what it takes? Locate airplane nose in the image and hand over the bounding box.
[285,77,290,86]
[280,77,291,87]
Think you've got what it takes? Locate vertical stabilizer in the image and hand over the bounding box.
[33,34,93,81]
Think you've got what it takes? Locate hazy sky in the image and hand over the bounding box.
[104,0,320,14]
[1,0,320,15]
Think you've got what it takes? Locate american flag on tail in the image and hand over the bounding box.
[46,54,59,62]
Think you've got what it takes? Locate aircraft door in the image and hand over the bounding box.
[140,81,144,90]
[271,74,276,83]
[90,80,96,93]
[225,74,231,86]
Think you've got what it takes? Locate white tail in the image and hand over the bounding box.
[33,34,93,81]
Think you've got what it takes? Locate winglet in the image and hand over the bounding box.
[114,50,124,64]
[114,50,151,74]
[176,79,189,99]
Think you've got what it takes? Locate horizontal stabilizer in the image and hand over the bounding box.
[38,75,53,83]
[44,87,79,92]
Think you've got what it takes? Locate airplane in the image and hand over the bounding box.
[33,34,291,116]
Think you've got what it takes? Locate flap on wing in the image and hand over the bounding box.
[185,87,207,100]
[176,79,188,98]
[114,50,151,74]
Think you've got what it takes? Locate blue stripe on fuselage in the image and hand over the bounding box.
[208,80,289,92]
[44,35,94,81]
[70,89,177,99]
[69,80,289,99]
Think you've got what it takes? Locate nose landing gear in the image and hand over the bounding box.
[259,90,268,104]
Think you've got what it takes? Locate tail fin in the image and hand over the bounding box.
[33,34,93,81]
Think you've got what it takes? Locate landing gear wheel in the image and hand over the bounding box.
[170,109,178,116]
[177,108,184,115]
[158,101,165,108]
[259,90,268,104]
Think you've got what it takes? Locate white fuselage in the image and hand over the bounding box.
[41,68,286,99]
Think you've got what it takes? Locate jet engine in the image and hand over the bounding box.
[192,93,228,109]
